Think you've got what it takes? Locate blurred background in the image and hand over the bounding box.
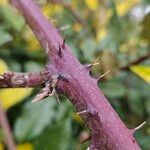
[0,0,150,149]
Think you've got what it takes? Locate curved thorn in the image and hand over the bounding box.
[32,75,59,103]
[83,64,92,71]
[77,110,87,115]
[94,56,100,62]
[83,62,99,71]
[62,38,66,49]
[58,45,63,58]
[134,121,146,131]
[32,89,50,103]
[32,81,50,103]
[97,70,110,81]
[131,121,146,134]
[83,57,100,72]
[59,25,71,31]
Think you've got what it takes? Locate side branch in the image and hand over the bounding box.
[120,53,150,71]
[0,72,46,88]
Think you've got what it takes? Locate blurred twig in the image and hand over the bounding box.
[120,53,150,71]
[0,102,16,150]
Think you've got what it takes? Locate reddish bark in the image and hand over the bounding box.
[0,0,142,149]
[0,72,46,88]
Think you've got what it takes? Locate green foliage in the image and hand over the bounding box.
[136,133,150,150]
[0,29,12,46]
[34,119,72,150]
[100,80,126,99]
[0,5,24,31]
[14,98,57,142]
[126,89,144,117]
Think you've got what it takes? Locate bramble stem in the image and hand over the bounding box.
[1,0,142,149]
[0,72,46,88]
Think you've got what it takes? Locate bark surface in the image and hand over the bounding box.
[0,0,141,149]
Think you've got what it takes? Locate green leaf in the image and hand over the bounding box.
[136,133,150,150]
[80,38,96,61]
[0,5,24,31]
[126,88,144,117]
[127,74,150,98]
[0,30,13,46]
[55,101,73,122]
[145,97,150,117]
[34,119,72,150]
[67,40,79,58]
[14,98,57,142]
[25,61,43,72]
[100,80,126,99]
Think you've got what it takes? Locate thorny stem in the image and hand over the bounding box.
[0,0,143,149]
[0,71,47,88]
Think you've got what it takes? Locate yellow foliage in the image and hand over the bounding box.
[96,9,113,28]
[0,143,3,150]
[23,28,40,51]
[95,9,112,42]
[116,0,139,16]
[0,59,8,74]
[0,88,32,110]
[17,143,33,150]
[96,28,107,42]
[73,23,83,32]
[0,143,33,150]
[27,37,40,51]
[85,0,99,11]
[42,3,62,17]
[106,9,113,22]
[72,114,84,124]
[0,0,8,6]
[130,65,150,84]
[71,0,80,6]
[119,38,139,52]
[0,59,32,110]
